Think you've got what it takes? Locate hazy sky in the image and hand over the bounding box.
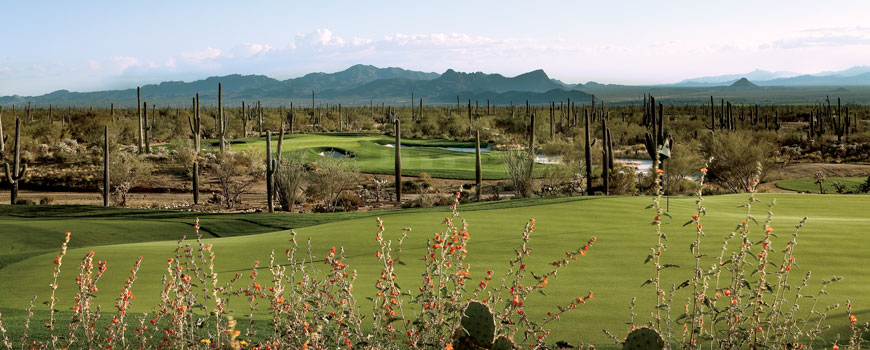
[2,0,870,95]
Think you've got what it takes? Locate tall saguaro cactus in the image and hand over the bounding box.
[188,94,202,205]
[103,125,110,207]
[475,130,482,200]
[143,102,151,153]
[137,87,143,153]
[266,130,275,213]
[4,118,27,204]
[602,117,610,195]
[584,109,592,195]
[0,106,5,154]
[242,101,248,138]
[219,83,226,153]
[394,114,402,202]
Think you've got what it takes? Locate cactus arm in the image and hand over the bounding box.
[18,163,27,180]
[3,163,11,184]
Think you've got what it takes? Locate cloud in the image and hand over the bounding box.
[227,43,273,58]
[180,47,221,62]
[765,26,870,49]
[86,56,139,75]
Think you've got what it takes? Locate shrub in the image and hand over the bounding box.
[500,150,534,198]
[108,150,153,206]
[305,156,359,212]
[273,151,307,212]
[701,131,775,193]
[38,195,54,205]
[204,150,264,209]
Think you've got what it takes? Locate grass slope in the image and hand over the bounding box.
[1,194,868,346]
[776,176,868,193]
[219,133,561,180]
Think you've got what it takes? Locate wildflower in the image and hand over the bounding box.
[765,226,773,233]
[656,168,664,174]
[833,345,840,350]
[700,168,708,174]
[200,339,211,344]
[850,315,857,323]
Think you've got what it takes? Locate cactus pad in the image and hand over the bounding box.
[622,327,664,350]
[460,301,495,347]
[491,335,517,350]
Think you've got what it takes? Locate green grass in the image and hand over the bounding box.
[1,194,868,346]
[776,176,868,193]
[218,133,561,180]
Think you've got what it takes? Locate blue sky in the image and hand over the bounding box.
[2,0,870,95]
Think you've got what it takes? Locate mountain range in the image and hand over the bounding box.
[4,64,870,107]
[0,64,591,107]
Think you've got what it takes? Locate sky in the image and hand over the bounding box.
[2,0,870,95]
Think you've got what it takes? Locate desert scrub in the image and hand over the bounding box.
[0,192,599,349]
[621,160,867,349]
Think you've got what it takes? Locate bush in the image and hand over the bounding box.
[273,151,307,212]
[701,131,775,193]
[38,195,54,205]
[108,150,153,206]
[306,156,359,212]
[204,150,264,209]
[500,150,534,197]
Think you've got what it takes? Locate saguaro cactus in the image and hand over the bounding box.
[143,101,151,153]
[602,118,610,195]
[475,130,482,200]
[0,106,5,154]
[188,94,202,205]
[584,109,592,195]
[266,130,275,213]
[137,87,143,153]
[4,118,27,204]
[219,82,226,153]
[242,101,248,138]
[103,125,110,207]
[394,115,402,202]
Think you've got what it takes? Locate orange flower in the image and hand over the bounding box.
[656,168,664,174]
[850,315,858,323]
[700,168,708,174]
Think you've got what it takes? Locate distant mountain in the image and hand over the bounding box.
[674,66,870,87]
[0,65,585,107]
[727,77,760,90]
[675,69,799,86]
[756,72,870,86]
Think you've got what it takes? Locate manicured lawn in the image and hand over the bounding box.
[0,194,867,346]
[776,176,868,193]
[219,133,563,180]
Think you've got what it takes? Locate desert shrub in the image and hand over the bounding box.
[204,150,264,209]
[108,150,153,206]
[14,198,34,205]
[857,176,870,194]
[334,191,362,212]
[401,180,422,193]
[38,195,54,205]
[608,165,638,195]
[273,151,307,212]
[701,131,775,193]
[500,150,534,197]
[166,137,194,168]
[401,193,453,208]
[306,156,359,212]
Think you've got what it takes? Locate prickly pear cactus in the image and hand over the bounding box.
[461,301,495,347]
[491,335,517,350]
[622,327,664,350]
